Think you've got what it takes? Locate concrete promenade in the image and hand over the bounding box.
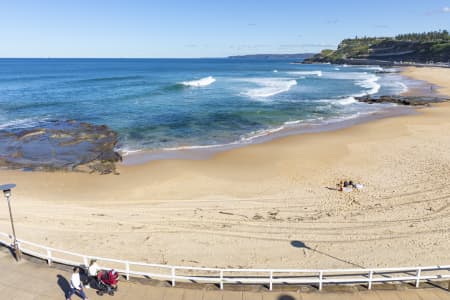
[0,248,449,300]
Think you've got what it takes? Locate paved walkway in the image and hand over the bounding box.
[0,249,449,300]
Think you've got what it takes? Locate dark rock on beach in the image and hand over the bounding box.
[0,120,122,174]
[374,70,400,74]
[355,95,449,106]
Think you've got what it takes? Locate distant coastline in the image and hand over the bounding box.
[228,53,315,60]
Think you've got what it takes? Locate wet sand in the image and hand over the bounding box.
[0,67,449,269]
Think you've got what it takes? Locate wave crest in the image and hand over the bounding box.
[355,74,381,95]
[180,76,216,87]
[322,71,381,96]
[287,70,322,77]
[242,78,298,99]
[337,96,357,105]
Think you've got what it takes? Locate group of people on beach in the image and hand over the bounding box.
[66,259,100,300]
[337,180,363,192]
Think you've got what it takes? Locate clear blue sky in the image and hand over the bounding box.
[0,0,449,58]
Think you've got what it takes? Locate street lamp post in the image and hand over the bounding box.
[0,183,21,261]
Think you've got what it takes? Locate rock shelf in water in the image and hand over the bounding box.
[0,120,122,174]
[355,95,449,106]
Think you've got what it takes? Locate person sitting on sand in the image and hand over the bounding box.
[341,180,354,192]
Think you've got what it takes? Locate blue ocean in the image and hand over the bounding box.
[0,59,411,157]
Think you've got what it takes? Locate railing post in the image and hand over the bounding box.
[125,262,130,281]
[171,267,176,287]
[220,270,224,290]
[16,241,22,261]
[368,270,373,290]
[415,268,421,288]
[319,271,323,291]
[46,248,52,266]
[269,270,273,291]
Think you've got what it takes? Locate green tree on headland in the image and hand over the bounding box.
[395,30,449,42]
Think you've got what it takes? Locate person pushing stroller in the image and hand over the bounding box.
[87,259,100,289]
[84,259,119,296]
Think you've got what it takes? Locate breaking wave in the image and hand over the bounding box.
[322,71,381,96]
[242,78,298,99]
[180,76,216,87]
[337,96,357,105]
[355,74,381,95]
[287,70,322,77]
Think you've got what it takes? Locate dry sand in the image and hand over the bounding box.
[0,67,449,269]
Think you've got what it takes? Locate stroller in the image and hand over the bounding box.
[96,269,119,296]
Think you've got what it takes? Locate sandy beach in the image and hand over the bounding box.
[0,67,449,269]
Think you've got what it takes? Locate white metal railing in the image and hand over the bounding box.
[0,231,449,291]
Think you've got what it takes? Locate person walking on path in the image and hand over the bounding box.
[67,267,88,300]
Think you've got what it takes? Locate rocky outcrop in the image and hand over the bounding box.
[0,120,122,174]
[355,95,448,106]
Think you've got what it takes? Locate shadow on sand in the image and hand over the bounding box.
[278,295,296,300]
[57,274,72,298]
[290,240,364,268]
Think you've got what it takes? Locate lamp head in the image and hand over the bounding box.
[0,184,16,198]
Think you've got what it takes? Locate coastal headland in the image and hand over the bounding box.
[0,67,449,270]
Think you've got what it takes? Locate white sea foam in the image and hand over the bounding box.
[242,78,298,98]
[337,96,357,105]
[321,71,370,80]
[239,117,329,143]
[164,119,310,151]
[355,74,381,95]
[284,120,303,125]
[0,118,43,130]
[239,126,286,142]
[322,71,381,96]
[120,148,143,156]
[315,97,358,106]
[362,66,383,71]
[397,82,408,94]
[378,74,409,95]
[161,125,288,151]
[159,110,372,154]
[163,143,227,151]
[287,70,322,77]
[273,70,278,73]
[181,76,216,87]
